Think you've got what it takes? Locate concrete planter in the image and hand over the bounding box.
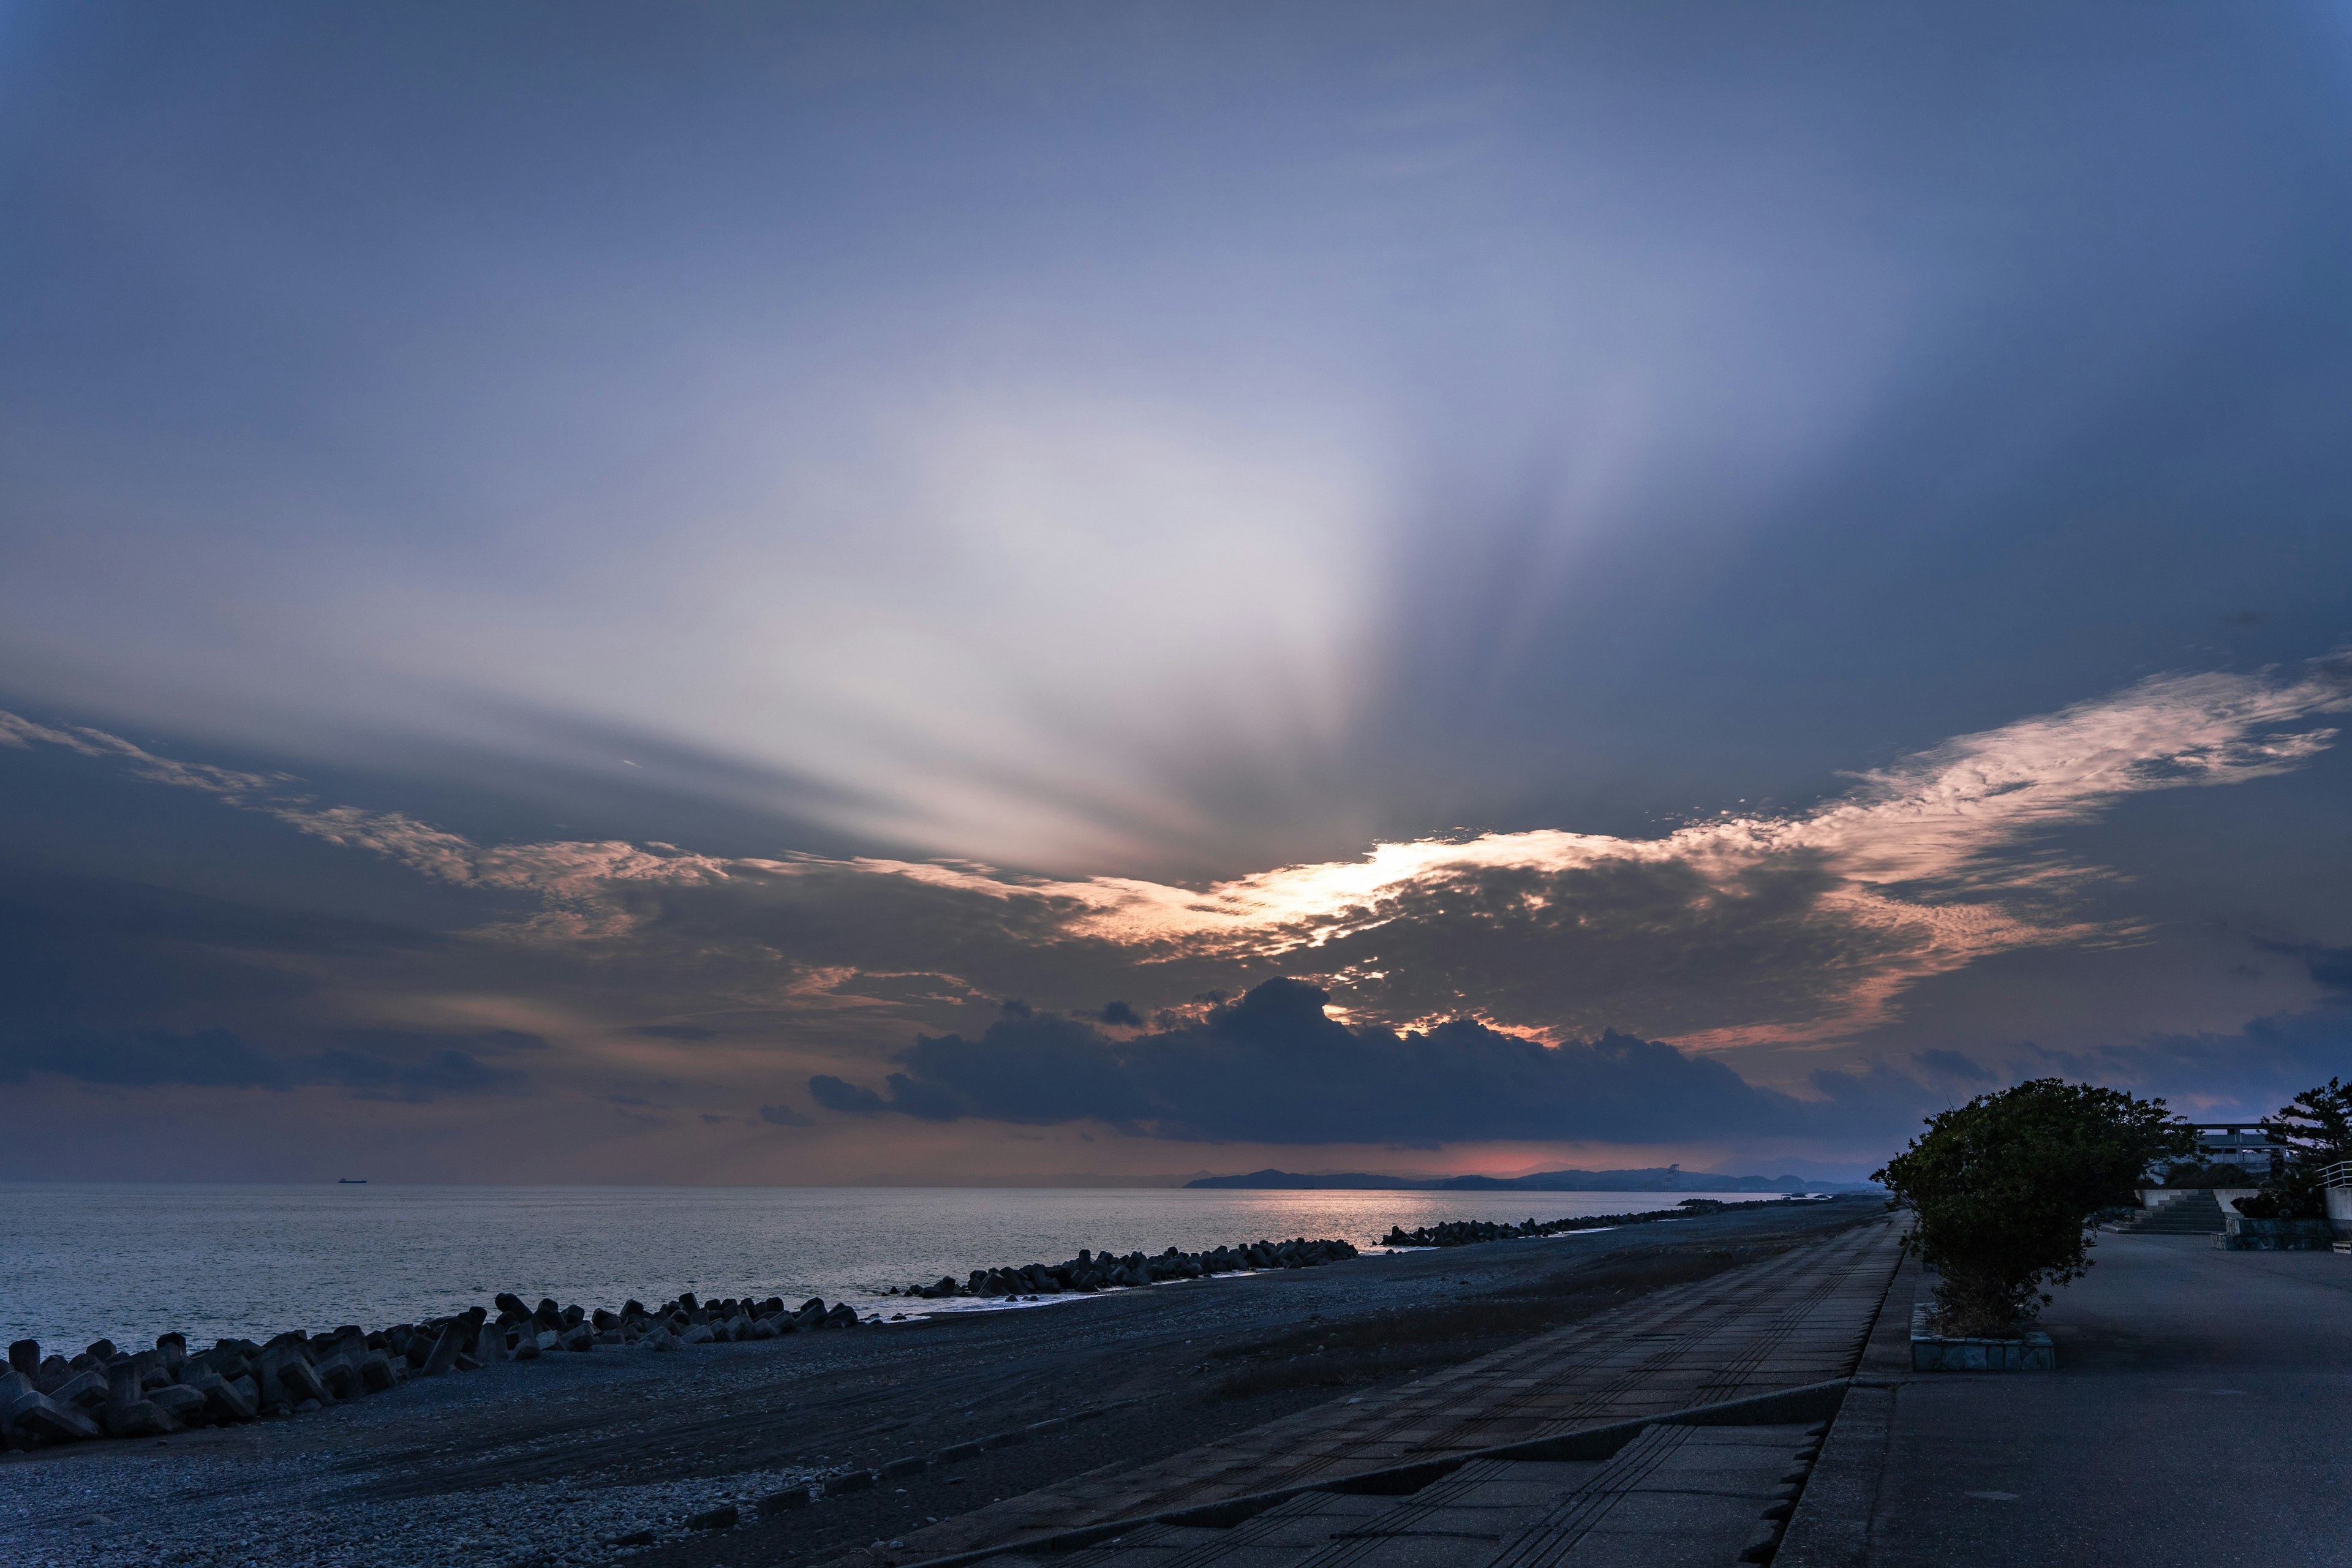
[1910,1303,2056,1371]
[2216,1216,2336,1251]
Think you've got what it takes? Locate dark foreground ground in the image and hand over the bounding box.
[1782,1231,2352,1568]
[0,1198,1882,1568]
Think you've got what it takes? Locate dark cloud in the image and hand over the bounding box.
[0,1026,288,1089]
[613,861,1191,1027]
[0,1025,527,1101]
[2023,1004,2352,1117]
[756,1102,811,1126]
[816,977,1934,1145]
[700,1112,725,1124]
[336,1027,546,1054]
[317,1046,528,1103]
[2250,936,2352,993]
[0,867,442,1020]
[807,1073,886,1115]
[2303,946,2352,995]
[903,1011,1155,1126]
[1099,1001,1141,1028]
[629,1024,717,1040]
[880,1071,963,1123]
[1912,1049,1996,1083]
[0,868,535,1104]
[1298,853,1912,1042]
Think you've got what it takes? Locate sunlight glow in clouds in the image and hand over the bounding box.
[5,390,1381,874]
[843,665,2346,931]
[6,660,2343,1047]
[833,663,2348,1042]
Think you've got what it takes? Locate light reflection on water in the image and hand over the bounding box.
[0,1183,1787,1349]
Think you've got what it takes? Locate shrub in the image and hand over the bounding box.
[2233,1177,2324,1221]
[1875,1079,2193,1336]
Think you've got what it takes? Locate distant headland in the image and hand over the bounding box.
[1183,1166,1879,1193]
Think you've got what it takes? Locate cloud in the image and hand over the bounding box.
[320,1046,530,1102]
[0,1026,291,1089]
[807,1074,886,1115]
[880,1071,965,1123]
[2270,942,2352,995]
[2022,1002,2352,1120]
[1098,1001,1142,1027]
[2,657,2345,1050]
[730,660,2351,1045]
[630,1024,717,1040]
[0,710,277,796]
[0,866,444,997]
[339,1027,548,1054]
[813,976,1937,1145]
[0,1025,530,1101]
[268,806,735,940]
[756,1102,812,1126]
[1912,1049,1996,1083]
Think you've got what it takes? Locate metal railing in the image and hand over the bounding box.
[2321,1161,2352,1190]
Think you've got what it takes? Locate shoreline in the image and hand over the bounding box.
[0,1197,1882,1568]
[1,1185,1806,1352]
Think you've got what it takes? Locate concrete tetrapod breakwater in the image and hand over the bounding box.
[888,1238,1360,1300]
[1,1313,492,1450]
[0,1234,1364,1452]
[1379,1199,1761,1248]
[0,1287,871,1452]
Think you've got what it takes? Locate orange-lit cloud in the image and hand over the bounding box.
[5,659,2343,1050]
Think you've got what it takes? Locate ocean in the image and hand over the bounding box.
[0,1183,1791,1352]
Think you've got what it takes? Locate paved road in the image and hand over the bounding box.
[905,1219,1901,1568]
[1784,1232,2352,1568]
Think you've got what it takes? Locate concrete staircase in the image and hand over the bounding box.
[2112,1191,2226,1235]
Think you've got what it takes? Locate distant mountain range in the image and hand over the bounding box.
[1183,1166,1879,1193]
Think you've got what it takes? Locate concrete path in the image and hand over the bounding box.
[1036,1426,1824,1568]
[1779,1233,2352,1568]
[906,1219,1901,1567]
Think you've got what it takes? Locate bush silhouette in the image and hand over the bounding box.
[2237,1077,2352,1219]
[1875,1079,2191,1336]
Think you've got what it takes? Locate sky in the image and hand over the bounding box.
[4,1,2350,1185]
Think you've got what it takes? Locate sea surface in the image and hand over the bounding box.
[0,1183,1792,1352]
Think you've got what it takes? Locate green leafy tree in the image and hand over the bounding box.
[1874,1079,2193,1336]
[2237,1079,2352,1220]
[2259,1077,2352,1167]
